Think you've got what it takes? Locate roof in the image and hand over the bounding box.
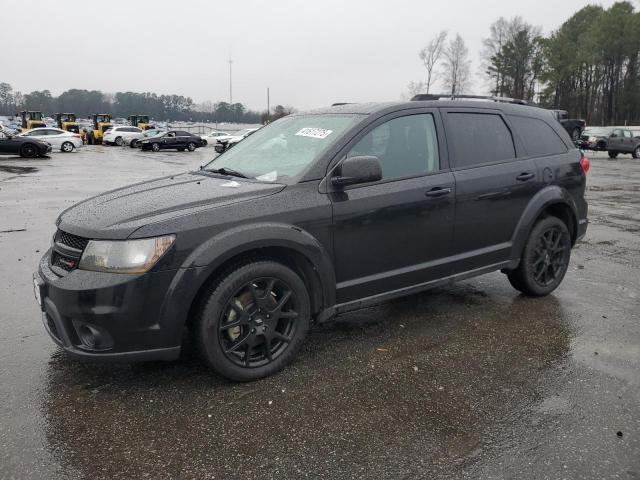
[297,99,549,119]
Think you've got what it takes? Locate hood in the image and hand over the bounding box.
[57,172,285,239]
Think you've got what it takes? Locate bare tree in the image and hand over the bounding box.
[442,34,471,96]
[418,31,448,94]
[401,80,427,100]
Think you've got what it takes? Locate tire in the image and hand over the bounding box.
[196,260,311,381]
[571,128,580,142]
[115,136,123,146]
[633,146,640,159]
[596,141,606,151]
[61,141,74,153]
[130,139,138,148]
[19,143,38,158]
[608,151,618,159]
[187,142,196,152]
[151,143,160,152]
[506,216,571,297]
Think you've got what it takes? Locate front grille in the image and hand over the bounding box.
[51,230,89,275]
[56,230,89,250]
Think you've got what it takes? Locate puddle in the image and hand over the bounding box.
[0,165,39,174]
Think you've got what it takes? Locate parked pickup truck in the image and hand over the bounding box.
[550,110,586,142]
[606,128,640,159]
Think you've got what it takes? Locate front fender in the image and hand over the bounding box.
[509,185,578,261]
[164,222,336,322]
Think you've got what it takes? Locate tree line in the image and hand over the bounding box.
[0,84,273,124]
[410,1,640,125]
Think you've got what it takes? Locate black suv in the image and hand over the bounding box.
[34,97,589,381]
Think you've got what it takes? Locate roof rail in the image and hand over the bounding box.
[411,94,536,106]
[331,102,352,106]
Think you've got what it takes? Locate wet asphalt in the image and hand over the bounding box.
[0,146,638,479]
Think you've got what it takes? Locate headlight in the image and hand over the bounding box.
[589,136,597,142]
[78,235,175,274]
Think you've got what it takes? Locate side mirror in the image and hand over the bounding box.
[332,155,382,187]
[610,133,618,138]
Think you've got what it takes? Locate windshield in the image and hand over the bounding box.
[204,114,362,182]
[144,129,164,137]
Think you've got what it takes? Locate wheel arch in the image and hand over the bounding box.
[510,186,579,262]
[164,223,336,335]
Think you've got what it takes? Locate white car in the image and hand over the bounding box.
[18,127,83,153]
[103,126,144,146]
[201,130,231,146]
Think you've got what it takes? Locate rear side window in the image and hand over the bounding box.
[176,131,191,136]
[623,130,632,139]
[447,113,515,168]
[509,115,567,157]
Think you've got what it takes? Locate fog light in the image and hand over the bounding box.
[78,324,98,348]
[72,321,114,350]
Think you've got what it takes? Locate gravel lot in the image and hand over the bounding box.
[0,145,638,479]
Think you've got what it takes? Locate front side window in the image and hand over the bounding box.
[447,113,515,168]
[347,114,440,180]
[205,114,362,182]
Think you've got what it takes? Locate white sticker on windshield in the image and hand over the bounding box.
[256,171,278,182]
[221,181,241,188]
[295,127,333,139]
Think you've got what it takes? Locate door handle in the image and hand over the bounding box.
[516,172,535,181]
[425,187,452,197]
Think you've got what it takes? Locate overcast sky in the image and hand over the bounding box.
[1,0,620,111]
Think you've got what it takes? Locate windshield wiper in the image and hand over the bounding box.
[207,167,250,179]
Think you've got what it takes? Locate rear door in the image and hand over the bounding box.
[442,108,539,272]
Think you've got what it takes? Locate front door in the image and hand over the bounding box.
[330,110,456,303]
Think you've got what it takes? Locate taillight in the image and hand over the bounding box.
[580,155,590,174]
[73,134,81,138]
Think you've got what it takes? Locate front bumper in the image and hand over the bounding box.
[34,251,190,362]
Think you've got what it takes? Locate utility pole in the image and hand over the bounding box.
[267,87,270,123]
[228,57,233,104]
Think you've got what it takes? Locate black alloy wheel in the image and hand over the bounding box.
[529,226,568,288]
[218,277,299,368]
[20,144,37,158]
[187,142,196,151]
[196,260,310,381]
[507,216,571,297]
[151,143,160,152]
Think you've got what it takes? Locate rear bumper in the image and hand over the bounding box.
[576,217,588,243]
[34,251,194,362]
